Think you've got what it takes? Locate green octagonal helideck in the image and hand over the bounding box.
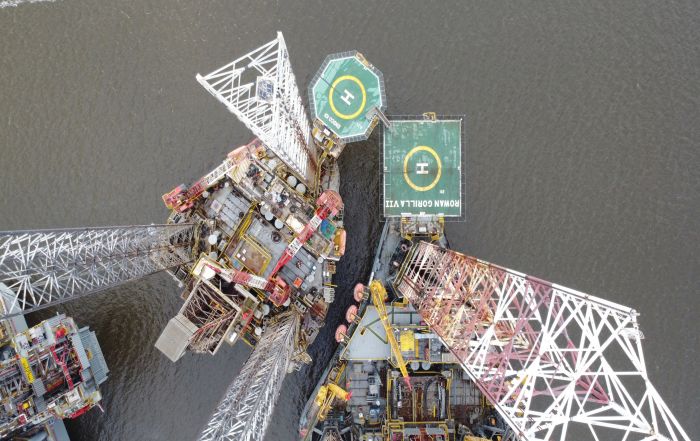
[309,52,386,142]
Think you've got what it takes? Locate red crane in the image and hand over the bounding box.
[162,156,237,213]
[268,190,343,279]
[197,259,291,307]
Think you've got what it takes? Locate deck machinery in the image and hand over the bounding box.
[154,139,347,361]
[0,288,108,439]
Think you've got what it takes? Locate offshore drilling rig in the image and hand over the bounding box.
[0,31,691,441]
[0,288,108,440]
[298,110,690,441]
[0,32,388,440]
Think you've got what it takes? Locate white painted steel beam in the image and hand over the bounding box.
[197,32,316,185]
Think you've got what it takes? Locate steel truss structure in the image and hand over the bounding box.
[396,241,689,441]
[0,224,195,318]
[183,277,247,355]
[198,311,300,441]
[197,32,316,184]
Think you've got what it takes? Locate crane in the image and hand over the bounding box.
[368,280,412,391]
[314,383,351,422]
[194,256,290,307]
[395,241,690,441]
[268,189,343,279]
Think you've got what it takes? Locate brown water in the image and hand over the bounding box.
[0,1,698,440]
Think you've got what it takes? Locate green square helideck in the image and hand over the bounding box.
[383,120,462,217]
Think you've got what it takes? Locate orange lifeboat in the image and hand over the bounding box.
[345,305,358,323]
[353,283,365,302]
[335,324,348,343]
[333,229,347,257]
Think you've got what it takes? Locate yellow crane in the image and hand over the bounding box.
[314,383,351,422]
[368,280,412,390]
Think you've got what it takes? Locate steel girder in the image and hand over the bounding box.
[396,241,689,441]
[196,32,316,184]
[0,223,195,318]
[198,311,299,441]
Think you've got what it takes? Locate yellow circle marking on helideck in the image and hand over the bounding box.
[329,75,367,120]
[403,146,442,192]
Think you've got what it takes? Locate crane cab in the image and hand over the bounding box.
[267,276,291,308]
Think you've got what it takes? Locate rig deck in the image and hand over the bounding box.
[299,221,509,441]
[156,139,345,362]
[0,286,108,440]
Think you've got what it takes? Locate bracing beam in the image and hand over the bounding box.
[0,223,195,318]
[396,241,689,441]
[196,32,316,185]
[198,311,300,441]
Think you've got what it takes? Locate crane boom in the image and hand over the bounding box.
[395,241,690,441]
[368,280,411,390]
[198,311,300,441]
[0,224,195,319]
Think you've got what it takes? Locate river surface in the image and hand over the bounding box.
[0,1,698,440]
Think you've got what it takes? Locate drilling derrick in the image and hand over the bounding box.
[395,241,689,441]
[0,223,195,318]
[198,311,301,441]
[196,32,317,187]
